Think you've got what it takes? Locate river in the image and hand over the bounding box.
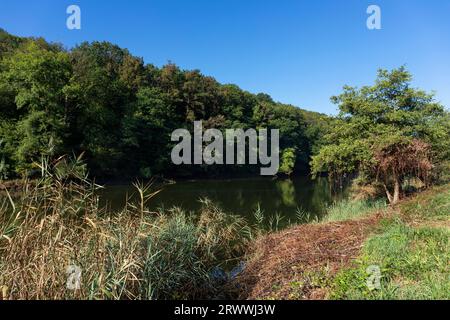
[99,176,348,225]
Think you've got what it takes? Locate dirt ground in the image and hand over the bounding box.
[234,214,382,300]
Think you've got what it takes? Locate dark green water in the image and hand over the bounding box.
[99,176,348,223]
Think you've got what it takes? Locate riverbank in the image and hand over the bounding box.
[234,183,450,300]
[1,171,448,300]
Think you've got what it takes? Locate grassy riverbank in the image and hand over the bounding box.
[236,184,449,300]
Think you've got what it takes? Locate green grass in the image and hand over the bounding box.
[400,185,450,221]
[330,185,450,300]
[322,199,387,223]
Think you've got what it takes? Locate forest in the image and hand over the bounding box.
[0,28,329,180]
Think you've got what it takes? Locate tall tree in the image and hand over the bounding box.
[312,67,449,204]
[0,41,71,172]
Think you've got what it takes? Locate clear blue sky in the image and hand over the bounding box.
[1,0,449,114]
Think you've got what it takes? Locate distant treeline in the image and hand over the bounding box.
[0,29,330,179]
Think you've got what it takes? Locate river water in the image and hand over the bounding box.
[99,176,348,224]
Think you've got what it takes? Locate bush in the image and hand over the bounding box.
[141,213,210,299]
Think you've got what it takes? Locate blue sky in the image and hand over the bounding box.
[1,0,449,114]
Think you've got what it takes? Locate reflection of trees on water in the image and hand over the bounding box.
[100,177,350,223]
[273,176,349,220]
[308,177,332,217]
[275,179,296,207]
[235,188,245,208]
[307,177,349,217]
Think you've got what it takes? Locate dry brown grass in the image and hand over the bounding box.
[0,157,253,300]
[1,212,146,299]
[234,214,383,300]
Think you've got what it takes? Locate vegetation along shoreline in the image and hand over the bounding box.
[0,28,449,300]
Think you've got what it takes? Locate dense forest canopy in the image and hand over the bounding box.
[0,29,329,179]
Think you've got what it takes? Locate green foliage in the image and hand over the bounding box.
[0,30,323,179]
[279,148,296,176]
[312,67,450,203]
[0,28,24,58]
[0,41,71,174]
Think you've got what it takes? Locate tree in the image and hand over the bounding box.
[253,102,309,170]
[66,41,141,176]
[0,28,25,59]
[279,148,296,176]
[0,41,71,173]
[312,67,449,204]
[121,87,177,176]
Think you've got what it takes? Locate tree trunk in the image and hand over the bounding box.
[383,176,401,205]
[392,178,400,204]
[383,183,394,204]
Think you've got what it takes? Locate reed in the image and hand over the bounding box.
[0,156,252,300]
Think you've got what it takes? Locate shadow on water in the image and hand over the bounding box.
[99,176,349,226]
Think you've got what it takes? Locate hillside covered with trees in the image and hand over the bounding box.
[0,29,329,179]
